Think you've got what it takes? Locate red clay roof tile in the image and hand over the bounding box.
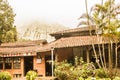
[0,36,116,53]
[0,40,46,53]
[37,36,110,52]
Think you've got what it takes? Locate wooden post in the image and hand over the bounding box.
[55,51,58,62]
[86,47,90,63]
[51,47,54,77]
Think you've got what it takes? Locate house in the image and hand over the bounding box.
[0,26,120,77]
[0,40,47,77]
[37,26,120,76]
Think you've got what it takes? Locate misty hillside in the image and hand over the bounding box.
[17,20,69,42]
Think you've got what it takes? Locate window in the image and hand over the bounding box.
[0,58,3,69]
[5,63,12,69]
[5,58,12,69]
[13,57,21,69]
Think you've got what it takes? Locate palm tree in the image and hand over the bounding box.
[78,0,120,77]
[84,0,102,68]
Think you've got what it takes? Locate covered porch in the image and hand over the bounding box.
[37,35,120,77]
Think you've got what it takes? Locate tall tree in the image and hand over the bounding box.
[0,0,17,43]
[84,0,102,68]
[78,0,120,78]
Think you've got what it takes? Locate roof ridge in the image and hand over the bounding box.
[50,26,96,36]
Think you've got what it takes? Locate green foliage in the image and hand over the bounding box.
[95,68,108,78]
[68,67,82,80]
[0,0,17,43]
[85,77,111,80]
[78,0,120,79]
[55,58,120,80]
[55,57,96,80]
[2,26,17,42]
[113,77,120,80]
[55,60,72,80]
[78,77,84,80]
[80,63,95,78]
[85,77,96,80]
[104,78,111,80]
[26,70,37,80]
[0,71,12,80]
[79,0,120,39]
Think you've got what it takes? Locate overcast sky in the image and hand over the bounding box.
[8,0,118,28]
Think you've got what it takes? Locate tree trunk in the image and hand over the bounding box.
[115,43,118,68]
[102,43,106,68]
[85,0,101,68]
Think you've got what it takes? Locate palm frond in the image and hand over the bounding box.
[92,4,104,12]
[78,13,88,19]
[98,23,106,29]
[78,13,94,22]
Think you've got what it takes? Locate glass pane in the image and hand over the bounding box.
[13,63,21,69]
[13,57,21,69]
[5,58,12,63]
[5,63,12,69]
[13,57,21,63]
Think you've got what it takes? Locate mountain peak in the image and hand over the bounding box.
[17,20,69,42]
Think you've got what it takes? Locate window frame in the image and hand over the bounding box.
[4,57,12,69]
[13,57,21,69]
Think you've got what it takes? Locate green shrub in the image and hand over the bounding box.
[95,69,108,78]
[55,58,96,80]
[55,61,72,80]
[103,78,111,80]
[113,77,120,80]
[80,63,95,78]
[85,77,111,80]
[78,77,84,80]
[85,77,96,80]
[0,71,12,80]
[26,70,37,80]
[68,67,82,80]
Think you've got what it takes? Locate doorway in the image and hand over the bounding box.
[24,56,33,76]
[45,55,55,76]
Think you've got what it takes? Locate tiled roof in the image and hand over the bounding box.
[0,40,46,54]
[0,36,116,54]
[0,45,41,53]
[1,40,47,47]
[37,36,110,52]
[50,26,95,36]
